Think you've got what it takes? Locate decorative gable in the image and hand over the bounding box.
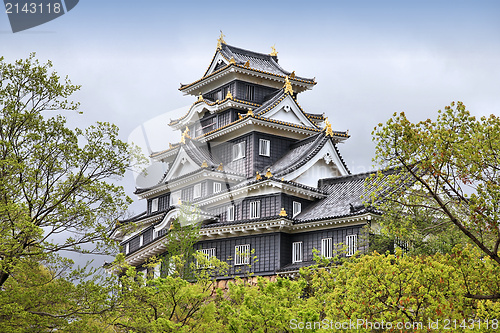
[163,147,200,182]
[204,53,229,77]
[260,94,318,129]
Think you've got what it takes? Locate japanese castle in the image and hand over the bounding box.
[110,34,383,279]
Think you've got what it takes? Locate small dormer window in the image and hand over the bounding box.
[292,201,302,218]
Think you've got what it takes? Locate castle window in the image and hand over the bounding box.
[321,238,332,258]
[139,234,143,247]
[232,141,246,160]
[346,234,358,257]
[151,198,158,213]
[292,201,302,218]
[125,242,129,254]
[292,241,303,263]
[259,139,270,157]
[170,191,181,205]
[197,248,216,268]
[227,205,235,221]
[193,184,201,199]
[213,182,222,194]
[234,244,250,265]
[245,84,254,101]
[249,201,261,219]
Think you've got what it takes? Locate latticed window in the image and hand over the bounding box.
[227,205,235,221]
[232,141,246,160]
[321,238,332,258]
[292,201,302,218]
[292,241,303,263]
[151,198,158,212]
[245,84,254,101]
[259,139,270,156]
[235,244,250,265]
[193,184,201,199]
[213,182,222,194]
[249,201,260,219]
[346,234,358,256]
[197,248,216,267]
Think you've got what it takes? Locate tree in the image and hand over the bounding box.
[0,53,142,288]
[371,101,500,299]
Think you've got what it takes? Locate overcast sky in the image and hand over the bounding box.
[3,0,500,265]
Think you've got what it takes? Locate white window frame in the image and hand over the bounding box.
[292,201,302,218]
[151,198,159,213]
[125,242,129,254]
[346,234,358,257]
[139,234,144,247]
[170,191,181,205]
[292,241,303,263]
[232,141,246,161]
[213,182,222,194]
[321,238,333,258]
[249,201,260,219]
[227,205,235,222]
[153,264,160,279]
[235,244,250,265]
[259,139,270,157]
[197,248,216,268]
[193,183,201,199]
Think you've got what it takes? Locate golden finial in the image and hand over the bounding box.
[177,198,182,205]
[169,143,173,149]
[244,60,250,68]
[256,171,262,180]
[346,129,349,135]
[180,126,191,144]
[201,160,208,168]
[265,168,273,178]
[217,163,224,171]
[279,208,287,217]
[226,90,233,100]
[198,93,204,102]
[270,45,278,57]
[247,108,254,117]
[180,133,186,144]
[169,223,174,230]
[283,76,294,95]
[238,113,243,119]
[229,57,236,64]
[217,30,226,50]
[281,177,284,181]
[290,71,295,79]
[324,118,334,137]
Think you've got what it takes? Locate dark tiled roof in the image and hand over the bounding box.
[219,44,314,82]
[295,170,395,222]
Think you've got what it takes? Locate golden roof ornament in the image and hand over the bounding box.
[226,90,233,100]
[256,171,262,180]
[283,76,294,95]
[270,45,278,56]
[217,163,224,171]
[244,60,250,68]
[238,113,243,119]
[198,93,204,102]
[279,208,287,217]
[180,126,191,144]
[177,198,182,205]
[290,71,295,79]
[217,31,226,50]
[247,108,254,117]
[324,118,334,137]
[229,57,236,64]
[265,168,273,178]
[201,160,208,168]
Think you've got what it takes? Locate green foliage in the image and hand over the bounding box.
[371,102,500,298]
[0,54,144,288]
